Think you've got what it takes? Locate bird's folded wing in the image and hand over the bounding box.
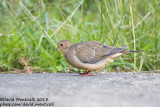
[75,41,126,64]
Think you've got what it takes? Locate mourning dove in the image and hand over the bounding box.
[55,40,144,76]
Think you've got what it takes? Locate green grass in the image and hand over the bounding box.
[0,0,160,73]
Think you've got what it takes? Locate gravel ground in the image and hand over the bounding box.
[0,72,160,107]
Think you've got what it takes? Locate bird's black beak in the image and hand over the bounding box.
[54,48,58,52]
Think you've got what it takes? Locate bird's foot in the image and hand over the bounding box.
[78,70,94,76]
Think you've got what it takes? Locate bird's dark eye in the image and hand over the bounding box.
[60,44,63,46]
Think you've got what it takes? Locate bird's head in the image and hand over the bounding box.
[54,40,73,53]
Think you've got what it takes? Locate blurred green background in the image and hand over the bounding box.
[0,0,160,73]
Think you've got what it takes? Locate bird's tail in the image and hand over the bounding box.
[122,50,145,54]
[129,50,145,53]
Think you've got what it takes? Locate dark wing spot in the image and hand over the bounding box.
[103,45,107,48]
[93,47,96,50]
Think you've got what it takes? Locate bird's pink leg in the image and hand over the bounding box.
[78,70,94,76]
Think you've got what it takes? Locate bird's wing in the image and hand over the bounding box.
[75,41,126,64]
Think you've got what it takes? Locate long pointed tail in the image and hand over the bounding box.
[129,50,145,53]
[122,50,145,54]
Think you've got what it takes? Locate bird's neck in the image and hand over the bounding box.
[61,48,69,58]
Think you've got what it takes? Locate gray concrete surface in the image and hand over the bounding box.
[0,73,160,107]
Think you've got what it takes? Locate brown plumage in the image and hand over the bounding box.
[55,40,144,76]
